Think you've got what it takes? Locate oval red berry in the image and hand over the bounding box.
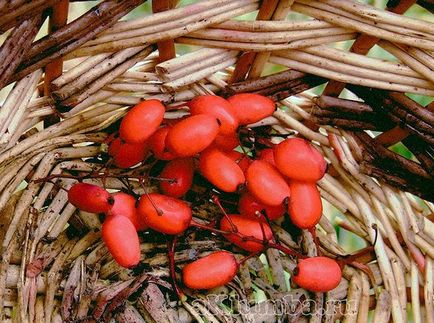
[108,138,149,168]
[68,183,111,213]
[287,181,322,229]
[274,138,327,182]
[227,93,275,125]
[220,214,273,252]
[182,251,238,289]
[102,216,141,268]
[199,147,245,193]
[166,114,220,157]
[293,257,342,292]
[148,126,177,160]
[137,193,192,235]
[119,99,165,143]
[159,158,194,198]
[246,160,290,206]
[238,192,284,221]
[106,192,146,231]
[188,95,238,135]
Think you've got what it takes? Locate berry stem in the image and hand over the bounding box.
[190,219,306,259]
[167,236,187,302]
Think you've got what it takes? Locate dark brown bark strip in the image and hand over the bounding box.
[354,131,432,180]
[402,135,434,175]
[388,92,434,126]
[314,95,374,115]
[347,85,434,145]
[313,118,390,131]
[0,0,59,32]
[0,14,43,90]
[11,0,145,83]
[360,162,434,201]
[224,69,325,101]
[225,69,305,94]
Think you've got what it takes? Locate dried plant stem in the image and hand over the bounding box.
[72,1,259,57]
[293,1,434,50]
[248,0,294,79]
[156,48,238,82]
[53,46,147,101]
[51,54,112,90]
[379,41,434,83]
[354,194,404,322]
[425,257,433,322]
[0,70,41,144]
[316,0,431,34]
[178,33,356,52]
[270,53,434,95]
[162,57,237,91]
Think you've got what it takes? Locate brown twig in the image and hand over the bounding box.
[152,0,178,62]
[0,0,58,32]
[0,15,43,90]
[11,0,145,83]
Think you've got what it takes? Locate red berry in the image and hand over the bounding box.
[246,160,290,206]
[220,214,273,252]
[148,126,177,160]
[213,131,239,151]
[159,158,194,198]
[227,93,275,125]
[106,192,146,231]
[182,251,238,289]
[238,192,284,221]
[137,193,192,235]
[108,138,149,168]
[188,95,239,135]
[274,138,327,182]
[119,99,165,143]
[166,114,220,157]
[68,183,112,213]
[292,257,342,292]
[102,216,140,268]
[257,148,276,166]
[225,151,251,174]
[199,147,245,193]
[287,181,322,229]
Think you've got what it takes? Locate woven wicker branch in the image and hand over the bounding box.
[0,0,433,321]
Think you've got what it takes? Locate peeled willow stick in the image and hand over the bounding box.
[379,41,434,83]
[72,2,259,57]
[11,0,144,83]
[178,32,355,52]
[248,0,294,79]
[269,55,434,96]
[53,47,147,101]
[271,51,434,94]
[319,0,431,34]
[0,15,42,90]
[61,46,154,107]
[230,0,279,82]
[293,1,434,50]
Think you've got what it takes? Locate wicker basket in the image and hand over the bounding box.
[0,0,433,322]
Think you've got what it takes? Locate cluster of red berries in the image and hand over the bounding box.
[67,93,342,294]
